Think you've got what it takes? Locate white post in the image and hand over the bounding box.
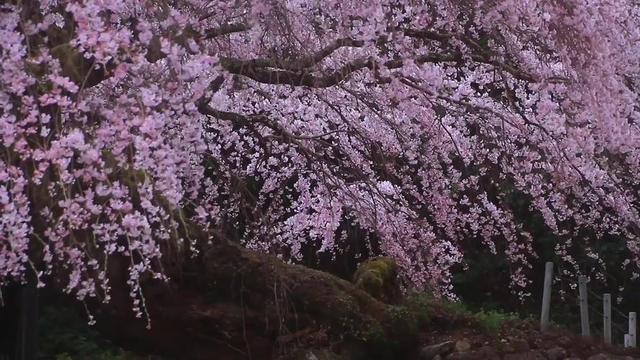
[625,334,631,348]
[603,293,612,344]
[578,276,590,337]
[630,312,637,347]
[540,262,553,332]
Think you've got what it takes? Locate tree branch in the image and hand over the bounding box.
[219,56,374,88]
[204,22,252,39]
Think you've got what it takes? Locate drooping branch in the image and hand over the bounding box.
[204,22,252,38]
[219,55,374,88]
[219,29,569,88]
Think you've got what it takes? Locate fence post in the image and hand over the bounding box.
[603,293,612,344]
[630,312,637,348]
[540,262,553,332]
[625,334,631,348]
[578,276,590,337]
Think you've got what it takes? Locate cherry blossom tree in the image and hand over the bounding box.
[2,0,640,317]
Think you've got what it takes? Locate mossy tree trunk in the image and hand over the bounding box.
[90,239,417,360]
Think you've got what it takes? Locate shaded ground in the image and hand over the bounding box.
[35,293,640,360]
[411,302,640,360]
[26,240,640,360]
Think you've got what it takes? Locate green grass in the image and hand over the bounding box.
[473,309,519,332]
[407,293,519,332]
[440,299,473,316]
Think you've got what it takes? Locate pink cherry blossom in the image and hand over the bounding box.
[2,0,640,320]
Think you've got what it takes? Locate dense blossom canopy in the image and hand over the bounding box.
[2,0,640,315]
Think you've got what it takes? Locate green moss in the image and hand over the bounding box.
[346,301,426,359]
[352,257,399,302]
[386,305,419,340]
[316,291,429,359]
[403,292,433,327]
[351,293,435,355]
[440,299,473,316]
[473,309,518,332]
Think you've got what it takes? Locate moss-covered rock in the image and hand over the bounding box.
[352,257,401,304]
[199,241,388,344]
[92,236,424,360]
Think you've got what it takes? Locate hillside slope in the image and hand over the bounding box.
[30,243,640,360]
